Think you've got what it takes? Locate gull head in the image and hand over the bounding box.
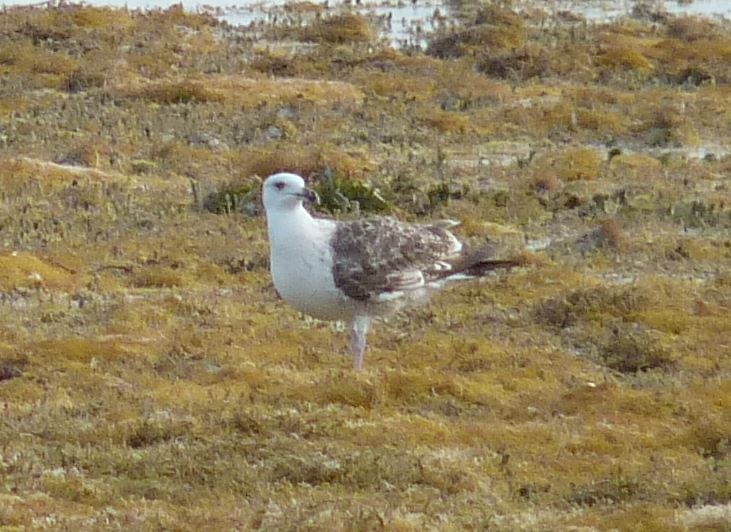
[262,172,319,213]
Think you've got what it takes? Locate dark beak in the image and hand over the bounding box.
[297,187,320,205]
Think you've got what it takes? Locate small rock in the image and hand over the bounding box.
[265,125,283,140]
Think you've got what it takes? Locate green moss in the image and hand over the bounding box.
[315,174,390,214]
[200,182,259,215]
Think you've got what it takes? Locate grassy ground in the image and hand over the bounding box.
[0,2,729,530]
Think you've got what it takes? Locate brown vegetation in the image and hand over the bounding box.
[0,2,729,530]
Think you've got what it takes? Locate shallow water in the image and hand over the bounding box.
[5,0,728,17]
[2,1,729,48]
[214,1,445,48]
[564,0,731,20]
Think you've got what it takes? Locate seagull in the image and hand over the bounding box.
[262,172,521,370]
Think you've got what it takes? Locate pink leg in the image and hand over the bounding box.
[351,316,370,370]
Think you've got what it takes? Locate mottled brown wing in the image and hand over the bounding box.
[330,217,460,301]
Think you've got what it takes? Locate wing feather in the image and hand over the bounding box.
[330,217,461,301]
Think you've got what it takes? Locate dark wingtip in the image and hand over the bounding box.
[462,258,523,277]
[447,244,529,279]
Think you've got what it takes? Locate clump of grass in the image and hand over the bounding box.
[567,472,643,506]
[427,5,525,59]
[682,416,730,460]
[71,5,133,28]
[534,285,651,328]
[62,49,133,92]
[297,13,374,44]
[33,337,131,363]
[19,5,135,34]
[199,182,258,216]
[145,3,218,30]
[428,23,526,59]
[609,152,662,179]
[249,50,300,77]
[583,218,627,252]
[599,324,676,373]
[666,16,722,42]
[314,171,390,214]
[597,218,626,250]
[419,110,470,134]
[477,45,551,80]
[675,473,731,509]
[132,266,186,288]
[125,418,191,448]
[0,41,78,86]
[0,252,77,291]
[56,141,110,168]
[132,80,224,104]
[425,181,471,211]
[598,46,654,73]
[355,70,436,101]
[647,25,731,84]
[195,176,268,216]
[63,67,108,92]
[240,143,373,181]
[120,77,363,108]
[201,156,381,216]
[671,199,730,229]
[0,356,27,381]
[532,147,603,182]
[585,16,731,85]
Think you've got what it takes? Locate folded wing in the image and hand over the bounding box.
[331,217,467,301]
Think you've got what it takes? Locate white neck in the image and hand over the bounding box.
[266,203,317,248]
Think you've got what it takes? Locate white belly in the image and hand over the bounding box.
[271,251,351,321]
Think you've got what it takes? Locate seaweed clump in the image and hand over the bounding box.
[427,5,526,59]
[298,13,374,44]
[314,170,390,214]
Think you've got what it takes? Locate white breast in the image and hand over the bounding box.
[268,212,353,321]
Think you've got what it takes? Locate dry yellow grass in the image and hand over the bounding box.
[0,252,77,291]
[117,76,364,108]
[0,4,729,530]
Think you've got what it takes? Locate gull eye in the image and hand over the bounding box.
[274,181,286,190]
